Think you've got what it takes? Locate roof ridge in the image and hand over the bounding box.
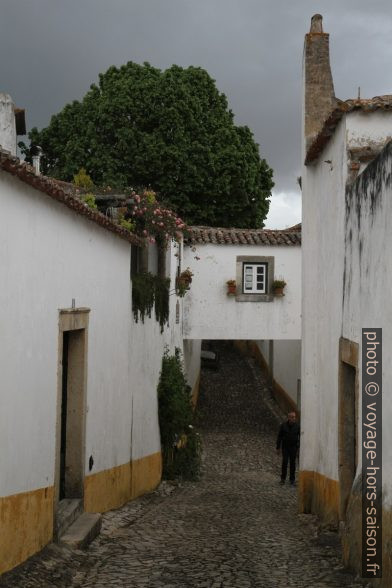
[186,225,301,246]
[0,148,143,246]
[306,95,392,165]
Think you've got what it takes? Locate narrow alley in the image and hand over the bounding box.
[1,344,365,588]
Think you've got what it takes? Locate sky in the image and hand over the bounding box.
[2,1,392,228]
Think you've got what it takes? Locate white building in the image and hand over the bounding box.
[301,14,392,583]
[0,99,201,574]
[183,225,301,408]
[0,91,302,575]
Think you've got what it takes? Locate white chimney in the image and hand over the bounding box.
[0,93,17,155]
[31,146,43,175]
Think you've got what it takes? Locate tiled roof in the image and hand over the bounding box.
[285,222,301,232]
[185,226,301,246]
[306,95,392,165]
[0,149,143,246]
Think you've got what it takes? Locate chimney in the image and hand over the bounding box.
[303,15,337,154]
[0,93,17,155]
[31,145,43,175]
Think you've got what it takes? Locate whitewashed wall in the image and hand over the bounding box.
[183,339,202,390]
[0,171,191,497]
[272,340,301,405]
[301,117,347,481]
[347,110,392,160]
[343,141,392,508]
[182,243,301,340]
[302,109,392,486]
[255,340,301,405]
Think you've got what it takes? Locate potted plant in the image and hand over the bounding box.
[226,279,237,295]
[272,279,287,297]
[176,268,193,297]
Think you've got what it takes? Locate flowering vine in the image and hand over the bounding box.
[121,190,186,244]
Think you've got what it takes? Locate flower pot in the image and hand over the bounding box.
[227,285,236,295]
[177,276,190,288]
[273,287,285,297]
[176,276,191,297]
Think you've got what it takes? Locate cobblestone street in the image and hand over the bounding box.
[1,343,367,588]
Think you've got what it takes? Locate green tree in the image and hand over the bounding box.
[25,62,273,227]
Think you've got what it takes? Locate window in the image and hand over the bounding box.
[243,263,267,294]
[236,255,274,302]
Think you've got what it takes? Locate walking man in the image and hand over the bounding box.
[276,411,300,485]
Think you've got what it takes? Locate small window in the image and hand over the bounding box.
[242,263,267,294]
[235,255,274,302]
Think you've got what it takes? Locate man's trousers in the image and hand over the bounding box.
[281,446,297,482]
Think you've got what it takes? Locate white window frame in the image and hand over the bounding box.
[235,255,274,302]
[242,262,267,294]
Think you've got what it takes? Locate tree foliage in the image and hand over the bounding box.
[25,62,274,227]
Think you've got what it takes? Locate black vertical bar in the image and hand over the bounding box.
[60,332,69,500]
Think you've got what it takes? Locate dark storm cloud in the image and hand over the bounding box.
[1,0,392,216]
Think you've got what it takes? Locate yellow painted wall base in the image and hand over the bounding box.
[0,453,162,575]
[84,461,131,513]
[298,470,340,528]
[131,452,162,500]
[341,492,392,587]
[0,486,54,575]
[84,451,162,513]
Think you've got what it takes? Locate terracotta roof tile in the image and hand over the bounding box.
[0,149,143,246]
[185,226,301,246]
[306,96,392,165]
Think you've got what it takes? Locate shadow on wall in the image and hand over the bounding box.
[233,340,299,416]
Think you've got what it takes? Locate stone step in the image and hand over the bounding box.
[56,499,84,540]
[60,513,102,549]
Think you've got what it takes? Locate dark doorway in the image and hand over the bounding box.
[59,329,86,500]
[339,361,357,519]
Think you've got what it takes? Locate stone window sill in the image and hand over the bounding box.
[235,293,274,302]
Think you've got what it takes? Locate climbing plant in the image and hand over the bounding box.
[132,272,170,332]
[158,348,202,481]
[153,275,170,329]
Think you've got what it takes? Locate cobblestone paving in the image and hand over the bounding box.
[1,342,369,588]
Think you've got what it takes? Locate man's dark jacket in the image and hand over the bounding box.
[276,421,300,450]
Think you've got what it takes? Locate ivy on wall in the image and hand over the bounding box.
[158,348,201,481]
[132,272,170,333]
